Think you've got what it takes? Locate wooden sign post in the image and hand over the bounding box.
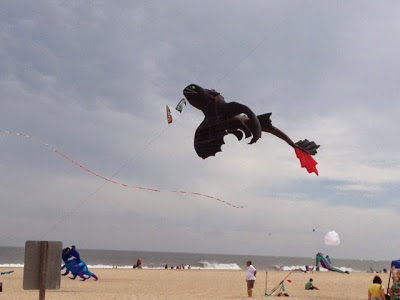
[39,241,48,299]
[23,241,62,300]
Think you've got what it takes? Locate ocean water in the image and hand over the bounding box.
[0,246,391,273]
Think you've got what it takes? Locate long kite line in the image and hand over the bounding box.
[0,129,243,209]
[214,0,308,85]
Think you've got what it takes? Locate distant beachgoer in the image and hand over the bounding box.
[389,270,400,299]
[188,265,191,270]
[136,259,142,269]
[384,269,388,273]
[368,275,385,300]
[245,260,256,297]
[165,264,168,269]
[305,278,319,290]
[305,265,314,272]
[133,259,141,269]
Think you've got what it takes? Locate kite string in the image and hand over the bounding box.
[0,129,243,208]
[213,0,308,87]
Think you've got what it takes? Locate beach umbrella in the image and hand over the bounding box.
[324,230,340,246]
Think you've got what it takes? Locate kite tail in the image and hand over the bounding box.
[328,266,347,274]
[295,148,318,175]
[85,269,98,280]
[81,265,98,280]
[0,129,243,209]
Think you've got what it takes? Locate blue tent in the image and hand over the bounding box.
[392,260,400,268]
[387,260,400,293]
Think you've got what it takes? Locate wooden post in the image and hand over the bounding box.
[39,241,48,300]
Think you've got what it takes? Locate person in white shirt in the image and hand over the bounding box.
[245,260,257,297]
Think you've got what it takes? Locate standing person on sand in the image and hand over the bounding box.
[368,275,386,300]
[245,260,256,297]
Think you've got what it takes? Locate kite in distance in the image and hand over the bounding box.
[183,84,320,175]
[166,105,173,124]
[175,98,187,113]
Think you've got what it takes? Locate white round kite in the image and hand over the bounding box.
[324,230,340,246]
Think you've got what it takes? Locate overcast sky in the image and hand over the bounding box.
[1,0,399,260]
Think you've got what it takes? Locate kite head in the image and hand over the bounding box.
[183,84,221,111]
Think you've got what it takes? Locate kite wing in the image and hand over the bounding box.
[166,105,173,124]
[295,148,318,175]
[194,118,227,159]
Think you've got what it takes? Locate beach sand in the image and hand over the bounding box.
[0,267,390,299]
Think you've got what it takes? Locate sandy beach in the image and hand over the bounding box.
[0,267,391,299]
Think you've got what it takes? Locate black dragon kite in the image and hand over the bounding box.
[183,84,320,175]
